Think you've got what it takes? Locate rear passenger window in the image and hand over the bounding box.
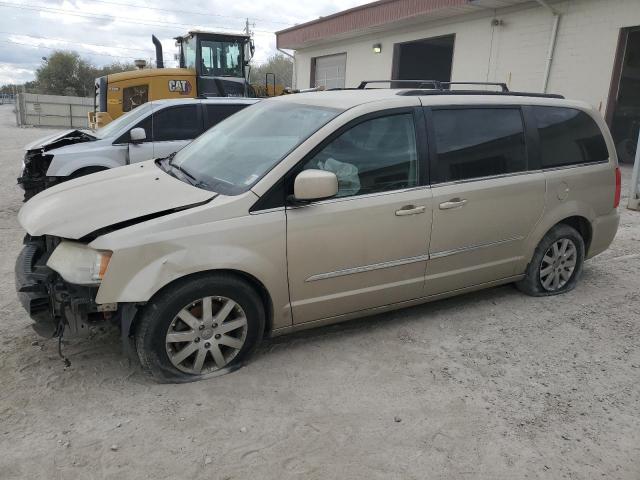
[152,105,201,141]
[532,107,609,168]
[205,104,247,130]
[301,113,418,197]
[432,108,527,183]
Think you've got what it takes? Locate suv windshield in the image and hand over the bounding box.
[171,100,342,195]
[94,102,153,139]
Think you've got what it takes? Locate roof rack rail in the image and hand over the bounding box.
[356,79,564,99]
[441,81,509,92]
[357,80,509,91]
[357,80,441,89]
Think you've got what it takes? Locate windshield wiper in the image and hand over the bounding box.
[166,153,197,184]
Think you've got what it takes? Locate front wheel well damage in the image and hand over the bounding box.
[124,269,274,339]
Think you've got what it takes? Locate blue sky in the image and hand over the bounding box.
[0,0,369,85]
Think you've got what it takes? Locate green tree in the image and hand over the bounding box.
[249,53,293,88]
[33,51,134,97]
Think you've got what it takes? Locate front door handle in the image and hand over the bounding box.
[439,198,468,210]
[395,205,426,216]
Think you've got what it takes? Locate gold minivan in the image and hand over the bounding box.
[16,85,621,381]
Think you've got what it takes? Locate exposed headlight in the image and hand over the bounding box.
[46,241,112,285]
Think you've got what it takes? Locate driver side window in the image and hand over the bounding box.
[300,113,418,198]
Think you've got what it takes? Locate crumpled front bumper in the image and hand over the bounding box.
[17,151,54,201]
[15,236,106,337]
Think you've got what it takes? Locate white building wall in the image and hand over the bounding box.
[293,0,640,112]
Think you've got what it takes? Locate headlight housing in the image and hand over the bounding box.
[46,241,112,285]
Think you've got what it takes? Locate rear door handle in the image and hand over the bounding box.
[439,198,468,210]
[395,205,426,216]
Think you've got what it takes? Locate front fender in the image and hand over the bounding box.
[96,243,276,303]
[92,206,291,329]
[46,150,126,177]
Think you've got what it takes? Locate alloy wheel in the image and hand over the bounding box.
[539,238,577,292]
[165,296,248,375]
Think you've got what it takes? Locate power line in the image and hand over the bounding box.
[0,39,142,60]
[77,0,291,26]
[0,31,156,56]
[0,2,277,34]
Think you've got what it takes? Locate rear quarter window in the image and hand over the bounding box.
[532,106,609,168]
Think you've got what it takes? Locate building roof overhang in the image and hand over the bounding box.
[276,0,534,50]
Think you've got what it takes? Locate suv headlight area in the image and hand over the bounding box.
[46,241,112,285]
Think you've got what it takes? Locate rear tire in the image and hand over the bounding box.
[516,224,585,297]
[134,274,264,383]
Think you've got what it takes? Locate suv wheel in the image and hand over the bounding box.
[135,274,264,382]
[516,224,585,296]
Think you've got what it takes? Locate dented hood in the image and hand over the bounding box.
[18,160,215,239]
[24,129,96,152]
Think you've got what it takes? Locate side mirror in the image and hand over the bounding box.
[293,169,338,202]
[129,127,146,144]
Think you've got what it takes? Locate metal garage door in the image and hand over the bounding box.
[313,53,346,89]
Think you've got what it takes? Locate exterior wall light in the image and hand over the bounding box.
[373,43,382,53]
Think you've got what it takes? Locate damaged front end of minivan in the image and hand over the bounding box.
[15,235,118,339]
[18,130,96,200]
[15,159,218,361]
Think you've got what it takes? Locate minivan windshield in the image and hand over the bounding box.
[94,102,153,139]
[171,100,342,195]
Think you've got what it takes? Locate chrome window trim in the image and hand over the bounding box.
[540,159,610,172]
[306,254,429,282]
[287,185,431,209]
[430,236,524,259]
[249,206,285,215]
[429,169,541,188]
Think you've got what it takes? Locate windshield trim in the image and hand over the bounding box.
[172,101,344,196]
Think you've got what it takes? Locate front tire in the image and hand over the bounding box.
[135,274,264,383]
[516,224,585,297]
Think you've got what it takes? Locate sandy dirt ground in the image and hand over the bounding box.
[0,104,638,479]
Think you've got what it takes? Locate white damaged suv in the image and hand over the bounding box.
[18,97,257,200]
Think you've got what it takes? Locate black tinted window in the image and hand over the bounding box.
[301,113,418,197]
[152,105,201,141]
[122,85,148,112]
[532,107,608,168]
[432,108,526,182]
[205,104,248,130]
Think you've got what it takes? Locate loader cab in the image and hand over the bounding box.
[177,31,255,98]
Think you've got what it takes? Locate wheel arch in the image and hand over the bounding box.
[46,154,124,177]
[556,215,593,254]
[70,165,110,178]
[126,268,274,338]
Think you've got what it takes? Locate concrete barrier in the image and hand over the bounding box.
[16,93,93,128]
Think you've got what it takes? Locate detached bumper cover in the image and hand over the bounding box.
[15,236,104,336]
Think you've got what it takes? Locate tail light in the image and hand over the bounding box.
[614,166,621,208]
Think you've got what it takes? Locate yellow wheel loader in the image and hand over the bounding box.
[89,31,284,128]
